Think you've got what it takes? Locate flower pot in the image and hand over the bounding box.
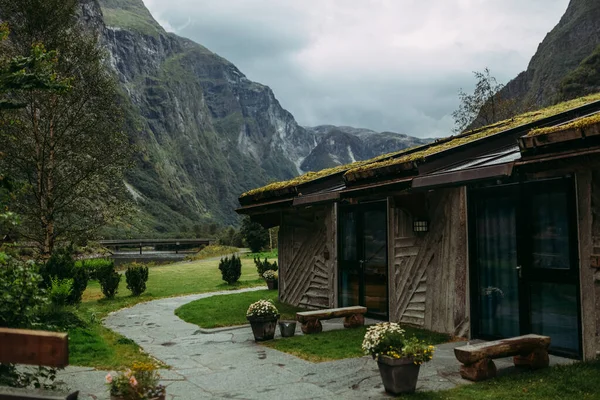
[266,279,278,290]
[278,320,296,337]
[247,315,279,341]
[377,356,421,395]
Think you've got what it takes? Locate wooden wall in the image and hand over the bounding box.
[278,204,336,309]
[389,187,469,337]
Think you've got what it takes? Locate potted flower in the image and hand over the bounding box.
[263,270,278,290]
[106,362,165,400]
[246,299,280,341]
[483,286,504,318]
[362,322,434,395]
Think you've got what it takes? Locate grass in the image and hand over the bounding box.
[262,325,451,363]
[185,245,240,261]
[244,249,278,259]
[175,289,302,329]
[70,257,269,369]
[408,359,600,399]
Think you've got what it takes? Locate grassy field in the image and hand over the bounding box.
[71,256,266,369]
[263,325,451,363]
[175,289,302,329]
[409,359,600,399]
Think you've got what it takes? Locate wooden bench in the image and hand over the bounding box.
[0,328,79,399]
[296,306,367,334]
[454,334,551,381]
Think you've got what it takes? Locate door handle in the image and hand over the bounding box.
[516,265,522,279]
[359,260,365,269]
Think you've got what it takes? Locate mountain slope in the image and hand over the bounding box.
[499,0,600,108]
[83,0,318,235]
[301,126,431,172]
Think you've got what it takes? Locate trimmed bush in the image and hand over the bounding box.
[254,257,278,278]
[76,258,113,280]
[49,277,73,308]
[97,263,121,299]
[218,255,242,285]
[125,265,149,296]
[40,247,88,305]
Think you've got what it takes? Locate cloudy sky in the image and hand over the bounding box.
[143,0,569,138]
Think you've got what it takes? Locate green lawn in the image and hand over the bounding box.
[175,289,302,329]
[262,325,451,363]
[408,359,600,399]
[71,257,267,369]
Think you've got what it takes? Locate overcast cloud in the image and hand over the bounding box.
[143,0,568,138]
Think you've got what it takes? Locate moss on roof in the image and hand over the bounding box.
[241,92,600,202]
[344,92,600,180]
[527,112,600,137]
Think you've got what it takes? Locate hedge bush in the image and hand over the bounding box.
[40,247,88,305]
[49,277,73,308]
[254,257,278,278]
[125,265,149,296]
[75,258,113,281]
[97,263,121,299]
[219,255,242,285]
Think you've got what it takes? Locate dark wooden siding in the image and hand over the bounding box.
[389,187,469,337]
[278,205,336,309]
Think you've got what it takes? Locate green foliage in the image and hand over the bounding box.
[100,0,163,38]
[559,44,600,101]
[98,263,121,299]
[0,364,61,390]
[244,249,278,259]
[0,253,49,328]
[40,247,88,305]
[254,257,278,278]
[240,217,269,253]
[76,258,114,281]
[186,245,238,261]
[218,255,242,285]
[49,277,73,308]
[125,265,149,296]
[218,226,244,248]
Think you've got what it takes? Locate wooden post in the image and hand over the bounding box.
[139,243,142,255]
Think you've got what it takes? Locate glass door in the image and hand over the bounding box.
[470,178,581,357]
[339,202,388,318]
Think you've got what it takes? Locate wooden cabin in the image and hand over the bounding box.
[237,93,600,360]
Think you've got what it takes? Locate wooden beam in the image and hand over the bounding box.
[0,328,68,368]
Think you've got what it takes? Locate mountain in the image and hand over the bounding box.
[81,0,320,235]
[498,0,600,108]
[301,126,431,172]
[79,0,428,235]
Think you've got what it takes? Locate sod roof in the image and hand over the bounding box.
[240,92,600,203]
[527,112,600,137]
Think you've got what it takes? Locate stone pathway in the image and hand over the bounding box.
[57,288,573,399]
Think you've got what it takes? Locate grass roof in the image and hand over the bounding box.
[344,92,600,181]
[527,112,600,137]
[241,92,600,202]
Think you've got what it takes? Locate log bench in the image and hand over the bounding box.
[0,328,79,399]
[454,334,551,381]
[296,306,367,334]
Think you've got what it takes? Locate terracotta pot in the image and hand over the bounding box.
[377,356,421,395]
[266,279,278,290]
[110,395,165,400]
[247,315,279,341]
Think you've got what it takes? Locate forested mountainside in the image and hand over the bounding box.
[498,0,600,107]
[80,0,427,236]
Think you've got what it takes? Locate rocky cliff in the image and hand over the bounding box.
[498,0,600,108]
[82,0,427,235]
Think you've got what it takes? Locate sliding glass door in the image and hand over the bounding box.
[470,178,581,356]
[339,202,388,319]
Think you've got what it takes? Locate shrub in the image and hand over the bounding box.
[76,258,113,280]
[254,257,278,278]
[0,253,49,328]
[49,277,73,308]
[218,255,242,285]
[40,247,88,305]
[240,217,269,253]
[97,263,121,299]
[125,265,149,296]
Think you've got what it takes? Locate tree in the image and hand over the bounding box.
[452,68,518,133]
[0,0,133,255]
[240,217,269,253]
